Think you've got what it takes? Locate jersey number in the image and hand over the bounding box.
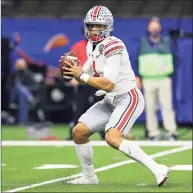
[92,61,100,77]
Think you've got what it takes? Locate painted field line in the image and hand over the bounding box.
[170,165,192,171]
[5,145,192,193]
[2,140,192,147]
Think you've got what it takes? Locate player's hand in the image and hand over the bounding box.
[63,59,83,79]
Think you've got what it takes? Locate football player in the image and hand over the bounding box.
[62,6,169,186]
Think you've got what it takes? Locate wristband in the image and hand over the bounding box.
[80,73,90,83]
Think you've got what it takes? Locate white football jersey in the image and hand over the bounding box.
[82,36,136,96]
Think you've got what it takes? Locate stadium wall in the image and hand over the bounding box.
[2,18,192,123]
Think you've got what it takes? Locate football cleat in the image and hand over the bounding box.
[66,175,99,184]
[156,165,170,186]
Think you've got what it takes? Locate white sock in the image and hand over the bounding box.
[75,142,95,177]
[119,139,160,176]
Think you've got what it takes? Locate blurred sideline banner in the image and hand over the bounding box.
[2,18,192,123]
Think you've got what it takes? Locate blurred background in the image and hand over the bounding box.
[1,0,192,141]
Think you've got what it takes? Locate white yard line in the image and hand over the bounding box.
[2,140,192,147]
[170,165,192,171]
[4,145,192,192]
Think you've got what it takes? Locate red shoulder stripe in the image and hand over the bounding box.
[104,46,124,57]
[104,40,122,49]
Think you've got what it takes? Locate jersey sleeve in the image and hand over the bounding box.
[104,39,125,58]
[103,54,121,83]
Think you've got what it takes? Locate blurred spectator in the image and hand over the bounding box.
[16,47,48,84]
[67,27,105,140]
[6,58,37,124]
[136,17,178,141]
[1,33,20,111]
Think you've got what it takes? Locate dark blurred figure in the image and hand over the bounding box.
[67,28,105,140]
[15,48,49,123]
[1,33,20,111]
[6,58,38,124]
[28,60,47,85]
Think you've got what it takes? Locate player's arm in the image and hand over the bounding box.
[86,77,114,92]
[64,54,121,92]
[87,39,125,91]
[85,54,121,91]
[85,41,123,91]
[64,42,122,91]
[76,73,115,92]
[78,38,124,91]
[69,63,115,90]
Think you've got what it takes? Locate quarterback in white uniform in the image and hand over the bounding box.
[62,5,169,186]
[84,35,137,96]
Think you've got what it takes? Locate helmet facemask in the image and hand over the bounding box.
[84,23,107,44]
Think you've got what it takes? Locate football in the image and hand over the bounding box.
[59,51,78,82]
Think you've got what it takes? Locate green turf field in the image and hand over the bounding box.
[2,124,193,141]
[1,124,193,192]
